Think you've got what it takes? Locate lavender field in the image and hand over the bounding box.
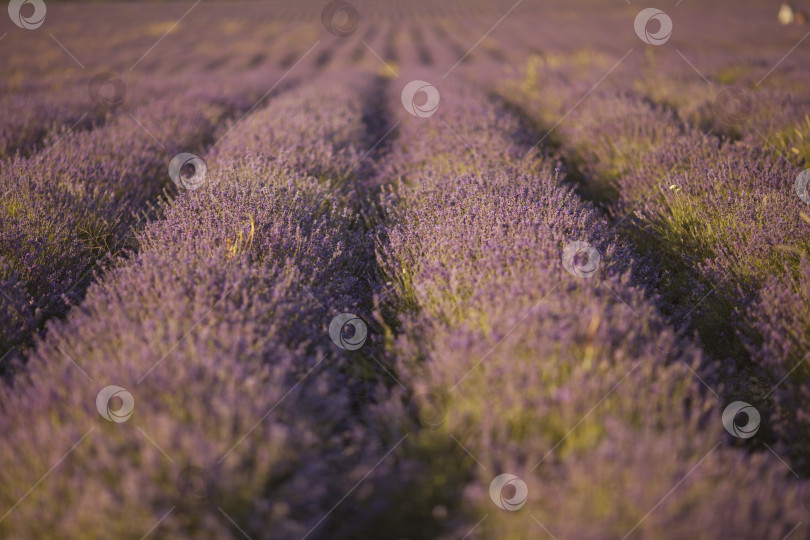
[1,0,809,538]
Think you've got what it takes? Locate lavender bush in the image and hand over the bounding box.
[501,53,810,475]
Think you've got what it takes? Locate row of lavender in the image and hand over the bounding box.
[0,74,250,160]
[0,84,95,160]
[498,54,810,474]
[627,52,810,167]
[366,74,806,538]
[0,73,408,538]
[0,71,300,369]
